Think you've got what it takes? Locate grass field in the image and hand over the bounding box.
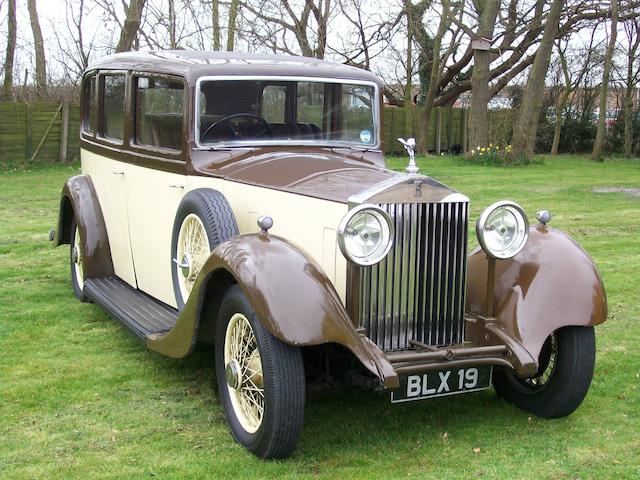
[1,155,639,479]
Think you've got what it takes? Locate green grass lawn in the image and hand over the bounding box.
[1,155,639,479]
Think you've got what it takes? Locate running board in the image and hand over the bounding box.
[84,277,178,341]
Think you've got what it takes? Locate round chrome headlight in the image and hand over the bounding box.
[476,201,529,259]
[338,204,394,266]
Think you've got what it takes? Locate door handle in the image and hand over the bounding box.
[112,170,125,175]
[169,184,185,189]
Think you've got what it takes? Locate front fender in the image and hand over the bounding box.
[147,233,398,388]
[54,175,113,279]
[466,225,607,364]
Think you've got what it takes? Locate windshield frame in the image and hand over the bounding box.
[194,75,380,150]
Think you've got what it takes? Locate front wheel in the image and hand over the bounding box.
[493,326,596,418]
[215,285,305,459]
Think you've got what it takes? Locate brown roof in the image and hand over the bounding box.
[87,50,383,86]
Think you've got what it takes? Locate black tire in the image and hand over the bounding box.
[171,189,238,309]
[493,326,596,418]
[70,218,90,303]
[215,285,305,459]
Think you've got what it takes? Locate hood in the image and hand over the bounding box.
[190,148,463,204]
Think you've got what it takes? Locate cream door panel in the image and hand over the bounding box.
[222,181,348,303]
[126,164,187,308]
[85,150,137,286]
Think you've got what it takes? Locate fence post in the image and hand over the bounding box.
[59,101,70,162]
[435,108,442,155]
[462,109,468,153]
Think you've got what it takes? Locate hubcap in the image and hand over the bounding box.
[180,253,192,279]
[224,313,265,434]
[225,359,242,390]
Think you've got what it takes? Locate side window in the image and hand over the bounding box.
[135,77,184,150]
[261,85,286,123]
[101,74,126,141]
[82,76,96,134]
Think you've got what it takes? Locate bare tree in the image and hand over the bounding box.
[468,0,501,150]
[2,0,16,100]
[212,0,221,50]
[227,0,240,50]
[417,0,452,153]
[238,0,333,58]
[592,0,618,161]
[511,0,565,160]
[115,0,146,52]
[51,0,99,85]
[550,32,597,154]
[27,0,46,97]
[621,11,639,156]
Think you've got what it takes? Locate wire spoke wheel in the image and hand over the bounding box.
[224,313,265,434]
[72,225,84,290]
[176,213,211,303]
[514,334,557,393]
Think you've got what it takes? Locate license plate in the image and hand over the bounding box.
[391,366,493,403]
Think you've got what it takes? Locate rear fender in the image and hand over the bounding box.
[147,233,399,388]
[55,175,113,279]
[466,225,607,365]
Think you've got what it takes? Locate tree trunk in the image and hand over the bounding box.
[469,0,500,151]
[417,1,450,154]
[115,0,146,53]
[511,0,564,160]
[27,0,47,97]
[550,88,570,155]
[592,0,618,161]
[624,88,634,156]
[2,0,17,100]
[404,2,414,139]
[227,0,239,51]
[168,0,177,49]
[212,0,221,50]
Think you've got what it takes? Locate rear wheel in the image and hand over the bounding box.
[493,326,596,418]
[70,218,89,303]
[215,285,305,459]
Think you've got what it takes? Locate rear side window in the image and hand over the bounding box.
[135,77,184,150]
[82,76,96,134]
[101,74,126,141]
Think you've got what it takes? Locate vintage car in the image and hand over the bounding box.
[53,51,607,459]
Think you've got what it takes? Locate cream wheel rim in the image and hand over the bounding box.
[176,214,210,303]
[73,226,84,290]
[224,313,264,434]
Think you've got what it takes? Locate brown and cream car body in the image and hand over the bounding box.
[55,51,607,459]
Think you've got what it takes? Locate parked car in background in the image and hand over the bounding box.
[53,51,608,459]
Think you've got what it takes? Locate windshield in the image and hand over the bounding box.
[197,78,377,148]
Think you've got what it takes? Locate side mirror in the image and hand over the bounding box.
[398,137,419,174]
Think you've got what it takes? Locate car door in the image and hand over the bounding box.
[90,72,137,287]
[125,74,188,308]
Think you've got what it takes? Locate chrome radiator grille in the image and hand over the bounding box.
[358,201,469,351]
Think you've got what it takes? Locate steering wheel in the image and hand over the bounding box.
[201,113,273,142]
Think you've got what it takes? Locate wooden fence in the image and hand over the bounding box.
[0,102,80,164]
[382,105,514,155]
[0,102,514,164]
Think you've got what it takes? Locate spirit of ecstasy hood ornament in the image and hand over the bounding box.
[398,137,419,174]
